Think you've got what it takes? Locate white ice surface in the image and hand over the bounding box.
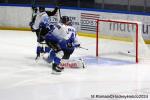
[0,30,150,100]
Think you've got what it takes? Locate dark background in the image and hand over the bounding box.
[0,0,150,13]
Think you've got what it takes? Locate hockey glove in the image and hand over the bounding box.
[29,22,33,27]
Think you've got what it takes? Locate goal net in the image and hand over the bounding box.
[96,19,150,63]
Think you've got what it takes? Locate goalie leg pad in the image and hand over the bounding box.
[59,58,86,68]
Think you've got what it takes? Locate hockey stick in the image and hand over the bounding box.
[79,47,88,50]
[58,6,62,19]
[31,0,37,11]
[32,0,36,6]
[57,0,61,17]
[55,0,62,20]
[30,0,37,27]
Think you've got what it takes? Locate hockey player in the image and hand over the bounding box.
[30,6,58,36]
[29,6,58,60]
[57,16,85,69]
[45,16,80,60]
[60,16,80,59]
[29,6,38,31]
[43,25,65,74]
[41,16,84,74]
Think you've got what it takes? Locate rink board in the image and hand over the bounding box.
[0,5,150,43]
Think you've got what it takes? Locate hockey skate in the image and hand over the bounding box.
[51,63,62,75]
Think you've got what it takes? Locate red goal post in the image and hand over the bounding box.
[96,19,139,63]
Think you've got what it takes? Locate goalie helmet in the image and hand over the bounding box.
[60,16,71,25]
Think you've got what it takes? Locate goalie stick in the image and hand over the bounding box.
[79,46,88,50]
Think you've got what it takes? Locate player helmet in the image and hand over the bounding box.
[60,16,71,25]
[39,6,45,12]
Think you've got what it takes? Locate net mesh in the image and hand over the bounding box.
[96,20,150,63]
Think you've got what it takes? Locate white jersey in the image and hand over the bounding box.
[67,25,80,45]
[33,12,49,30]
[51,23,79,44]
[52,23,69,41]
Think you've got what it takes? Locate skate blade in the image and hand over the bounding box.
[51,70,61,75]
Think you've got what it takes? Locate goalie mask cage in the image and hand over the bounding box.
[96,19,150,63]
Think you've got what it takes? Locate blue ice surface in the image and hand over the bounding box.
[82,56,135,67]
